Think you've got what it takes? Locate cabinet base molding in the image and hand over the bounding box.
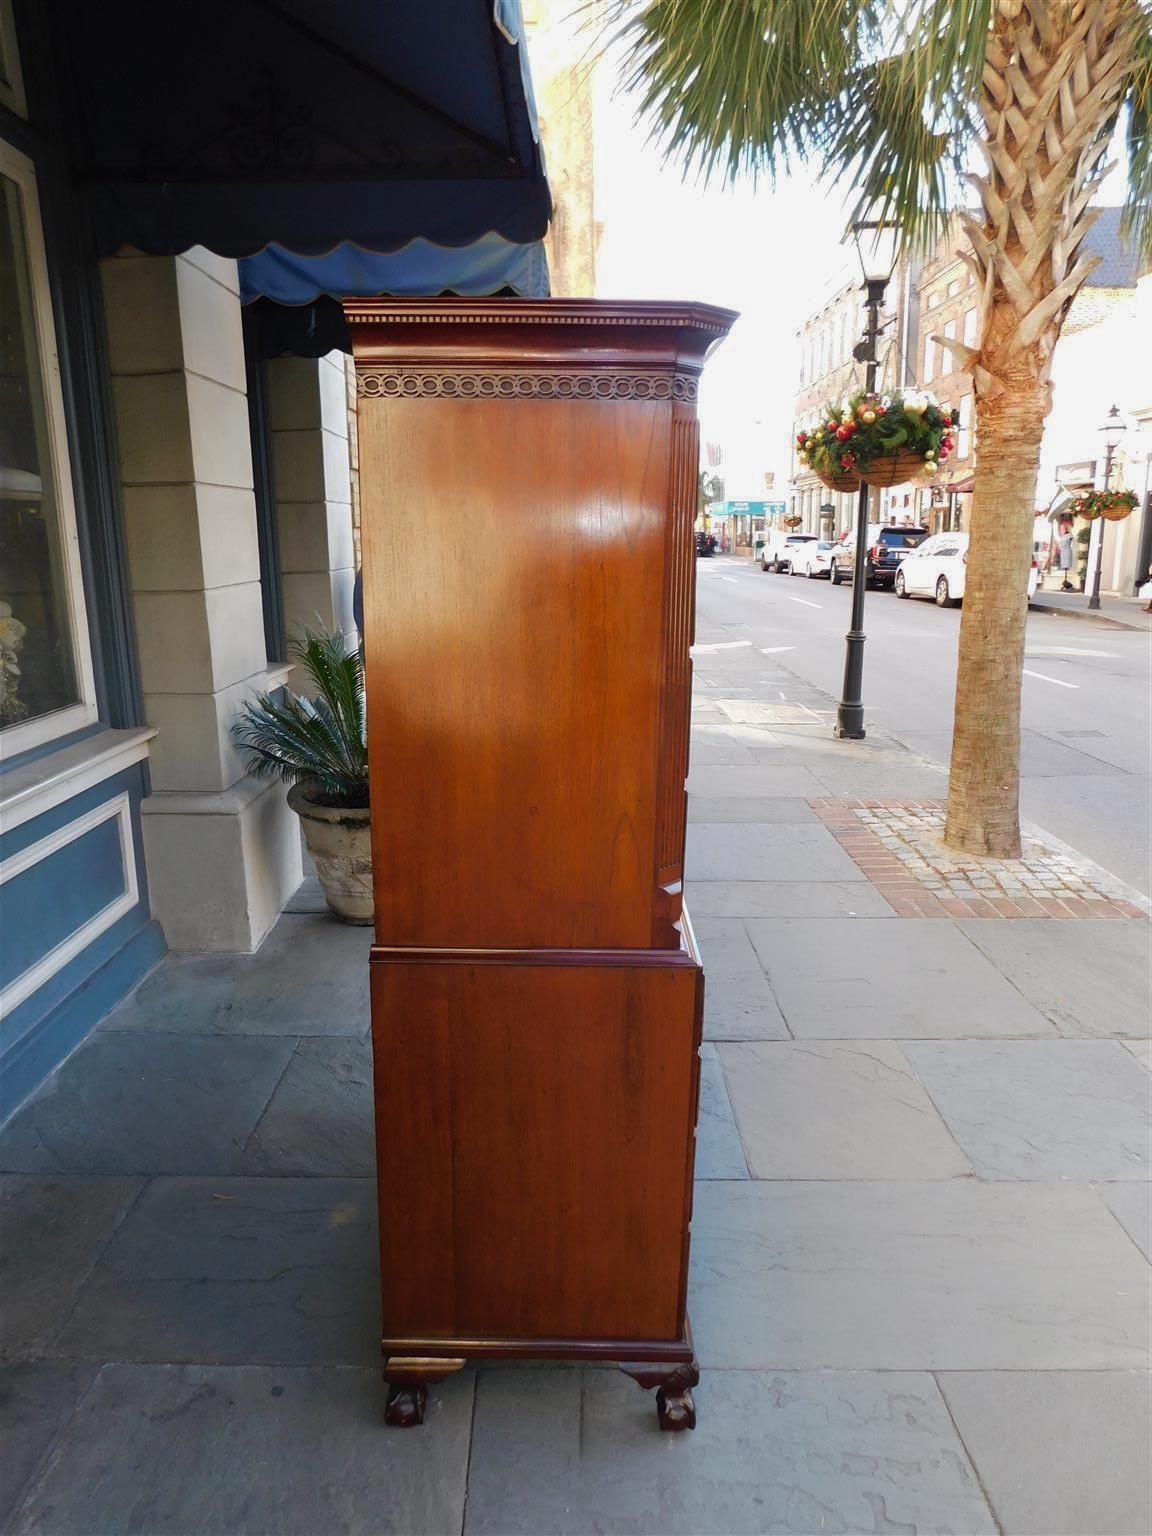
[381,1330,700,1431]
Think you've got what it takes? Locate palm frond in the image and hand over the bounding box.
[1122,8,1152,261]
[232,624,368,806]
[606,0,870,182]
[603,0,992,246]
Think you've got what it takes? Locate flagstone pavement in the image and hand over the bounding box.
[1,632,1149,1536]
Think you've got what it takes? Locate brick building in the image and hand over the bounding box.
[888,216,978,532]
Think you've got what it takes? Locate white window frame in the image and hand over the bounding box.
[0,140,99,756]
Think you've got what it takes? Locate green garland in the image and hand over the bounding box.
[797,388,960,480]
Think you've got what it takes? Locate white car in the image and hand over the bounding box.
[789,539,835,579]
[762,533,818,573]
[894,531,1040,607]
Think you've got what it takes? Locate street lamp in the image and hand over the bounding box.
[834,211,900,740]
[1088,404,1127,610]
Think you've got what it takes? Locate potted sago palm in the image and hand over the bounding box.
[233,625,372,924]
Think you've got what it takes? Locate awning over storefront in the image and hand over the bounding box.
[49,0,550,259]
[239,234,549,305]
[238,233,550,355]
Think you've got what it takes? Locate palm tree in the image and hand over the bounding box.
[607,0,1150,856]
[233,625,368,808]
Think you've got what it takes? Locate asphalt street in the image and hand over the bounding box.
[695,555,1152,894]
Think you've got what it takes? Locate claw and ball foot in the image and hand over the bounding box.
[620,1357,700,1432]
[382,1357,465,1428]
[384,1382,428,1427]
[655,1379,697,1431]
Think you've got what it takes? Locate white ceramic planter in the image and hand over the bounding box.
[287,784,373,925]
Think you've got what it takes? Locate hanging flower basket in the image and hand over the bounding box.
[1102,499,1136,521]
[1070,489,1138,522]
[858,449,931,488]
[799,390,960,494]
[813,464,861,493]
[783,514,803,528]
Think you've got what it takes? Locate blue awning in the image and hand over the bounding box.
[239,234,549,305]
[48,0,551,259]
[238,232,549,356]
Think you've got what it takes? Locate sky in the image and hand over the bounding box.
[592,65,858,498]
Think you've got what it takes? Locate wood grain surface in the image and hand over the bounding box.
[359,395,670,949]
[371,950,702,1344]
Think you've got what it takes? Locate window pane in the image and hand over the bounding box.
[941,318,956,374]
[0,171,79,729]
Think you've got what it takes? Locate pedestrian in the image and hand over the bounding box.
[1055,518,1077,591]
[1140,561,1152,614]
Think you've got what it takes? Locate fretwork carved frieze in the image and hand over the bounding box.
[356,368,699,402]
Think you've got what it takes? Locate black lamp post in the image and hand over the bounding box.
[834,213,899,741]
[1088,404,1126,611]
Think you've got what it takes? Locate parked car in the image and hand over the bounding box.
[789,539,836,579]
[894,531,1040,606]
[762,532,818,572]
[829,525,929,588]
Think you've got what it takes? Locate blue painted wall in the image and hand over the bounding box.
[0,763,163,1120]
[2,813,127,980]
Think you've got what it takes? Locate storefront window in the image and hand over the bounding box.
[0,148,92,744]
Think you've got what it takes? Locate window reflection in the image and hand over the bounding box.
[0,170,78,729]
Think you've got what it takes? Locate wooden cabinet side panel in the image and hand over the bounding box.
[370,966,457,1335]
[652,408,699,945]
[371,956,700,1345]
[359,396,671,951]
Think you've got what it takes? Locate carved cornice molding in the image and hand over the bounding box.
[356,368,699,402]
[343,298,737,337]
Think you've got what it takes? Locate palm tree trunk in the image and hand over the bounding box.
[941,0,1136,856]
[945,355,1047,857]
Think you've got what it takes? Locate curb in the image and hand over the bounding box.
[1028,598,1151,633]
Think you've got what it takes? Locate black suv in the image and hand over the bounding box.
[829,525,929,588]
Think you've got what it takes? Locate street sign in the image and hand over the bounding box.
[724,500,788,516]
